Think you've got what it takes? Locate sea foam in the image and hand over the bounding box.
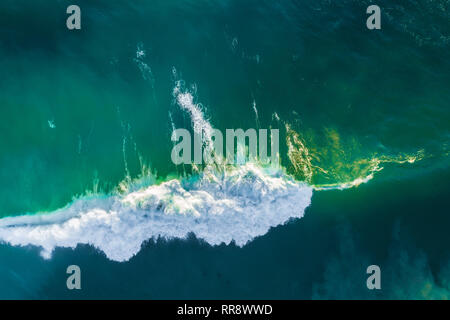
[0,164,312,262]
[0,81,313,262]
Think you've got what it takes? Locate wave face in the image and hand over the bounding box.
[0,81,314,262]
[0,164,312,262]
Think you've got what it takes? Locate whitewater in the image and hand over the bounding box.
[0,83,313,262]
[0,74,428,262]
[0,164,313,262]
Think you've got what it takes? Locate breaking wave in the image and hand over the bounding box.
[0,164,312,262]
[0,81,314,262]
[0,79,429,262]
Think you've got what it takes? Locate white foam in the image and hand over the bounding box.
[0,81,313,262]
[134,43,154,84]
[173,82,214,145]
[0,164,312,262]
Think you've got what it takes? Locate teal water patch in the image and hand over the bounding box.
[0,0,449,299]
[1,0,448,216]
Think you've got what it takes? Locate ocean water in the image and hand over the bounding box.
[0,0,449,299]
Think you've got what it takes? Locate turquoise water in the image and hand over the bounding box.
[0,0,449,299]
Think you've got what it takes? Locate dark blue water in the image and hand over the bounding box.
[0,0,449,299]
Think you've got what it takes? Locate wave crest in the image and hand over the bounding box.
[0,163,312,262]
